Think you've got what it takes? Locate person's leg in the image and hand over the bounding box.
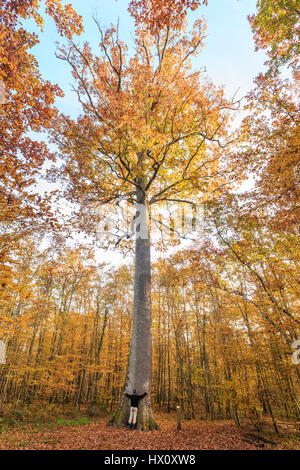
[128,407,134,428]
[132,407,138,429]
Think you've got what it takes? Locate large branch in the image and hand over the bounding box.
[93,15,123,92]
[213,216,300,326]
[211,284,293,344]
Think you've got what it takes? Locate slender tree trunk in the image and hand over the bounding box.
[108,188,157,430]
[91,305,109,404]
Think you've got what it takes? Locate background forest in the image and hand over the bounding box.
[0,0,299,441]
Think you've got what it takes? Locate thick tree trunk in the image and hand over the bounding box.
[108,188,158,430]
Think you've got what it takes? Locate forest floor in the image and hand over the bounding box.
[0,412,299,450]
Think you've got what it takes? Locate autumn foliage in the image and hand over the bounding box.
[0,0,299,442]
[128,0,208,33]
[0,1,82,331]
[249,0,300,70]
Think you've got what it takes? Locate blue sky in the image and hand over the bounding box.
[27,0,267,118]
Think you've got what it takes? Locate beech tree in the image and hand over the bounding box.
[128,0,208,33]
[0,0,83,206]
[52,1,239,428]
[0,0,299,434]
[249,0,300,71]
[1,232,298,425]
[237,73,299,230]
[0,1,82,311]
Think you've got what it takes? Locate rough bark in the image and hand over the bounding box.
[108,187,158,430]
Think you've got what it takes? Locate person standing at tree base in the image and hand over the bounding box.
[124,390,148,430]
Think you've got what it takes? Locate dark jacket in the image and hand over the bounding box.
[125,392,147,407]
